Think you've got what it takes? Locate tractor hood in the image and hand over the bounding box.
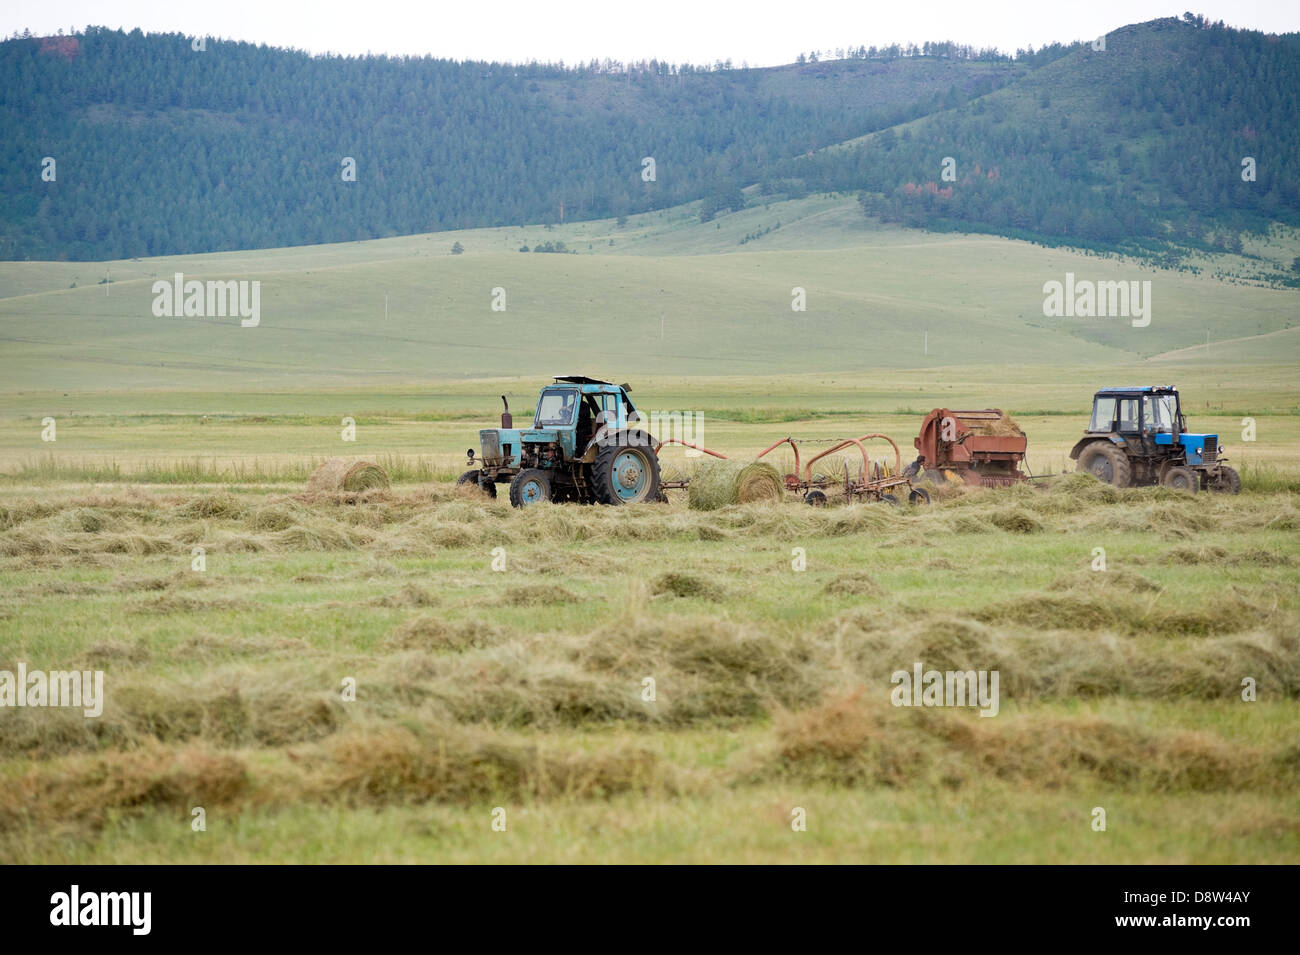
[478,428,561,468]
[1155,431,1218,465]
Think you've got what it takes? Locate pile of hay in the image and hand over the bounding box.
[688,461,783,510]
[306,458,391,494]
[968,412,1024,437]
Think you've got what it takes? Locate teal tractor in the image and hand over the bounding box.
[458,376,663,507]
[1069,386,1240,493]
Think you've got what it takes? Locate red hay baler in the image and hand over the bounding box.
[911,408,1028,487]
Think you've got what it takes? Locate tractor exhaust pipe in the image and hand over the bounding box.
[500,396,512,429]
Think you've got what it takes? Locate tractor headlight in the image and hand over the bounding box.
[1195,447,1202,455]
[1218,445,1224,454]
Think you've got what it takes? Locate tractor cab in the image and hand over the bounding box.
[1072,386,1237,493]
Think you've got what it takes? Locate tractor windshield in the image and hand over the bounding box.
[534,389,578,427]
[1144,394,1178,433]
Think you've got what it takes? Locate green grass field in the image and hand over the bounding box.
[1,476,1298,862]
[1,203,1297,864]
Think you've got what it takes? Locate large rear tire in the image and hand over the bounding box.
[592,431,661,505]
[508,468,553,507]
[1162,466,1199,494]
[1077,442,1132,488]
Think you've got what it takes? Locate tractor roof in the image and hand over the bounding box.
[1094,386,1178,395]
[550,375,632,395]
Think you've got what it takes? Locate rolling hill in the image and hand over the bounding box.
[1,194,1296,391]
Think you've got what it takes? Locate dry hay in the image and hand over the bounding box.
[759,690,1296,793]
[737,462,784,504]
[306,458,391,494]
[965,412,1024,437]
[651,571,728,601]
[688,460,783,510]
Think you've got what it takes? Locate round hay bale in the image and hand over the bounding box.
[306,457,351,493]
[736,462,783,504]
[342,461,390,492]
[307,458,390,493]
[688,460,784,510]
[687,461,742,511]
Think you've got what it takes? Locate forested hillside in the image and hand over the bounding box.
[799,16,1300,255]
[0,27,1022,260]
[2,15,1298,262]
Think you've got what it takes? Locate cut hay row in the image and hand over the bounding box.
[3,596,1296,763]
[2,477,1297,564]
[4,690,1296,841]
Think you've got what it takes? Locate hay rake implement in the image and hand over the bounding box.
[755,433,929,506]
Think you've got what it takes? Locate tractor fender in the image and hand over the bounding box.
[1069,435,1125,460]
[581,427,656,463]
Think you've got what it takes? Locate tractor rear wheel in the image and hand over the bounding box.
[592,431,662,505]
[508,468,553,507]
[1210,466,1241,494]
[1162,466,1199,494]
[1077,442,1132,487]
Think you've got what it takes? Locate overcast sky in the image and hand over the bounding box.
[6,1,1299,66]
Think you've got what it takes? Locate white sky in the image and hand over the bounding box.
[6,1,1299,66]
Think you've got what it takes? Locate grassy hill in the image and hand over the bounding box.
[1,195,1297,394]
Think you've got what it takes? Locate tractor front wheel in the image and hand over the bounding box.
[1209,466,1241,494]
[457,469,497,498]
[508,468,553,507]
[1077,442,1132,488]
[592,432,662,505]
[1162,466,1199,494]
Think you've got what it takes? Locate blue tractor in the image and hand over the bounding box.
[1069,386,1240,493]
[458,376,663,507]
